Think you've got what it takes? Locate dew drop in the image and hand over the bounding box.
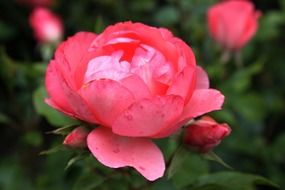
[138,166,145,171]
[113,148,120,153]
[125,114,133,121]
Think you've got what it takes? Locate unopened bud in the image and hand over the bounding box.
[184,116,231,153]
[63,127,89,148]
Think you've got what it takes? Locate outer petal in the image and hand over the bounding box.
[87,127,165,181]
[54,32,97,89]
[180,89,224,122]
[59,79,99,124]
[112,95,184,137]
[80,79,135,127]
[196,66,209,89]
[46,60,99,124]
[167,65,196,103]
[237,11,261,49]
[45,60,73,113]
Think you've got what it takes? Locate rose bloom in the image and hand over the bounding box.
[45,22,224,180]
[29,8,63,43]
[184,116,231,153]
[208,0,261,51]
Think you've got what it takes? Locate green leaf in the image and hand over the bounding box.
[150,179,178,190]
[46,125,78,135]
[256,11,284,41]
[233,93,267,122]
[171,150,209,188]
[0,112,10,124]
[203,151,233,170]
[22,131,43,147]
[0,47,18,85]
[39,145,66,156]
[167,146,188,179]
[221,61,264,94]
[192,172,279,190]
[33,86,79,127]
[65,154,85,170]
[72,170,105,190]
[154,6,179,26]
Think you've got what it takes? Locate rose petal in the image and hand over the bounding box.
[91,22,180,68]
[120,75,152,100]
[45,60,73,113]
[87,127,165,181]
[112,95,184,137]
[237,11,261,49]
[196,66,209,89]
[167,65,196,103]
[80,79,135,127]
[45,60,98,123]
[45,99,76,119]
[59,79,99,124]
[54,32,97,89]
[180,89,224,121]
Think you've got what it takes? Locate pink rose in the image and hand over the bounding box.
[208,0,261,51]
[45,22,224,180]
[29,8,63,43]
[184,116,231,153]
[63,127,89,148]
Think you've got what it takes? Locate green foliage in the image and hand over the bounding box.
[33,86,78,127]
[170,149,210,188]
[190,172,278,190]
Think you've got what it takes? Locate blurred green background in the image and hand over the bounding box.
[0,0,285,189]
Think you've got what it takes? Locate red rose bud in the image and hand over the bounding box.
[29,8,63,43]
[184,116,231,153]
[63,127,89,148]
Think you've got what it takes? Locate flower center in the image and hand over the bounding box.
[84,43,174,94]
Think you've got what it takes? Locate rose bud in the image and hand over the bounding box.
[208,0,261,51]
[29,8,63,43]
[63,127,89,148]
[45,22,225,181]
[184,116,231,153]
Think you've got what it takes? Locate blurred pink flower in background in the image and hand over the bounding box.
[184,116,231,153]
[18,0,53,7]
[29,7,63,43]
[45,22,225,181]
[208,0,261,51]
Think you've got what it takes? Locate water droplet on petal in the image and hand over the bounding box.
[125,114,133,121]
[113,148,120,153]
[139,166,145,171]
